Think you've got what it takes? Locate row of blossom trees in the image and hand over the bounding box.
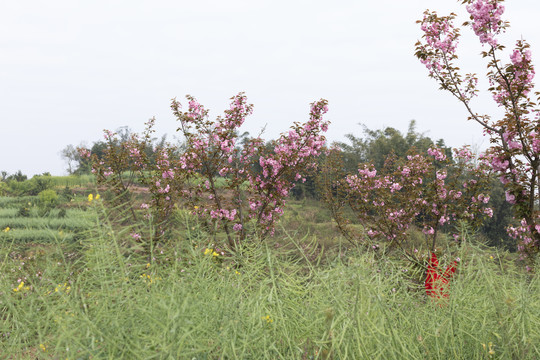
[79,0,538,270]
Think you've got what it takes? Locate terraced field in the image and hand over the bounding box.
[0,195,93,244]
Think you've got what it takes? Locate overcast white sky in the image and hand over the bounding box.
[1,0,539,176]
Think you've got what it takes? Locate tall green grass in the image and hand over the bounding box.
[0,205,538,359]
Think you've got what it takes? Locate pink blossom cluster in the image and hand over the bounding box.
[210,208,237,221]
[509,46,535,95]
[453,147,474,162]
[420,12,458,53]
[418,12,459,73]
[78,148,91,159]
[488,154,509,172]
[417,11,479,103]
[508,218,539,263]
[491,44,535,106]
[428,147,447,161]
[503,131,522,151]
[466,0,506,47]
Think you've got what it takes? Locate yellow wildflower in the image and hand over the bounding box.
[488,342,495,355]
[262,315,273,323]
[39,343,46,352]
[140,273,160,285]
[88,194,93,202]
[203,248,220,257]
[53,282,71,294]
[13,281,24,292]
[95,194,100,200]
[3,227,9,232]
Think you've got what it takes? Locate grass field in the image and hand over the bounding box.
[0,187,539,359]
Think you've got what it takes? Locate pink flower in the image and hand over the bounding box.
[505,191,516,204]
[428,148,447,161]
[162,170,174,179]
[436,171,447,180]
[423,226,435,235]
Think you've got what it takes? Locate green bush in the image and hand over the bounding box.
[5,174,53,196]
[38,189,58,206]
[0,181,7,196]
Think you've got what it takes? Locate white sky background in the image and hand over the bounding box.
[1,0,539,176]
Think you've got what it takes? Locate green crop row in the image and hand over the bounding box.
[0,196,39,208]
[0,207,89,219]
[0,217,92,231]
[48,175,96,188]
[0,228,76,243]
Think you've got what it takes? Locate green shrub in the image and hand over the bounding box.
[38,189,58,206]
[5,174,53,196]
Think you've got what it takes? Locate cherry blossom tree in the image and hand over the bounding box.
[416,0,539,266]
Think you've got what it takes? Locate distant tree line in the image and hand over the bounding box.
[60,126,171,175]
